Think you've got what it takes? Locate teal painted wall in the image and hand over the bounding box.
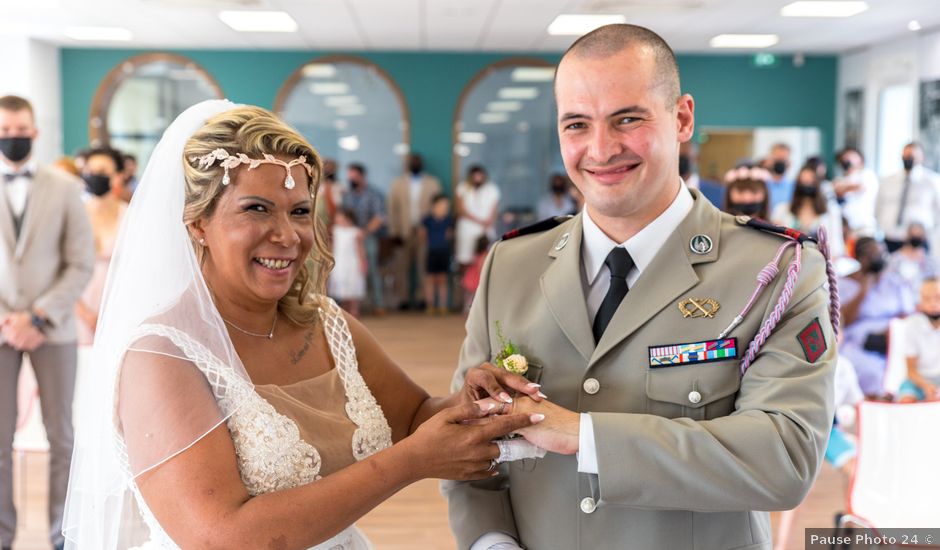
[61,48,837,188]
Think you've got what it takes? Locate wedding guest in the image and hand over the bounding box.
[897,277,940,402]
[765,142,794,211]
[833,147,878,234]
[840,237,915,395]
[886,222,936,292]
[723,165,771,220]
[328,209,366,318]
[536,173,575,219]
[75,147,128,344]
[0,95,94,550]
[341,163,386,314]
[455,165,500,311]
[62,101,542,550]
[388,153,441,310]
[771,165,844,256]
[421,194,454,314]
[876,142,940,253]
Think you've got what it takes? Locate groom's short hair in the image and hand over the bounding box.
[558,24,681,106]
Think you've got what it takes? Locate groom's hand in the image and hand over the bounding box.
[511,396,580,455]
[459,363,545,406]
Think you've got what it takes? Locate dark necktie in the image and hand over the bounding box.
[593,246,634,343]
[896,173,912,227]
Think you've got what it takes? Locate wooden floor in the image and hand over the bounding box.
[11,313,846,549]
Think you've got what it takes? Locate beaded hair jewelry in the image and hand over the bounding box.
[191,148,314,190]
[724,165,772,184]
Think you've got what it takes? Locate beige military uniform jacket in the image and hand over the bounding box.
[444,190,836,550]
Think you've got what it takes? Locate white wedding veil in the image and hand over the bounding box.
[62,99,254,548]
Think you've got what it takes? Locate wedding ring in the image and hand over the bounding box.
[486,458,499,472]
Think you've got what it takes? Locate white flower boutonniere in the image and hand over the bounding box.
[494,321,541,383]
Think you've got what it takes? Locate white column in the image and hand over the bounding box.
[0,35,63,164]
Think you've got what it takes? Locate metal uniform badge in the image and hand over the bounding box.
[679,298,720,318]
[554,232,570,251]
[689,234,713,255]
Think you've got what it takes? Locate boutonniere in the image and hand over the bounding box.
[493,321,543,386]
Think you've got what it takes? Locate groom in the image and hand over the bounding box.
[444,25,836,550]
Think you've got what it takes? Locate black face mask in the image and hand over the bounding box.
[0,137,32,163]
[867,257,886,274]
[324,171,336,182]
[772,160,787,175]
[908,236,926,248]
[925,311,940,322]
[83,174,111,197]
[551,184,566,194]
[839,159,852,171]
[730,202,762,216]
[349,178,362,189]
[678,155,691,177]
[795,184,817,197]
[903,157,915,171]
[408,161,423,176]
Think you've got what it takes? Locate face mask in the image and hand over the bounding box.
[839,159,852,171]
[324,171,336,182]
[903,157,915,171]
[0,137,32,163]
[83,174,111,197]
[908,236,926,248]
[868,257,886,274]
[795,184,817,197]
[349,178,362,189]
[772,160,787,175]
[730,202,762,216]
[551,184,566,194]
[409,161,423,175]
[925,311,940,322]
[678,155,691,176]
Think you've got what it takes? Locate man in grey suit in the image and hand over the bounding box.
[0,95,94,550]
[445,26,836,549]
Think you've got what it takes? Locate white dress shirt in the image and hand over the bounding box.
[835,167,879,233]
[876,165,940,241]
[471,185,694,550]
[409,174,423,226]
[1,158,36,218]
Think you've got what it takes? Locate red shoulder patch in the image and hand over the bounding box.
[797,317,827,363]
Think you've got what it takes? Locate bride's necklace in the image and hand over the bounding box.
[223,313,277,339]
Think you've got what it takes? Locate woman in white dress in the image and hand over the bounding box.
[62,101,543,550]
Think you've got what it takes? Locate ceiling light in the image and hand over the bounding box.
[511,67,556,82]
[709,34,779,49]
[459,132,487,144]
[324,95,359,107]
[310,82,350,95]
[479,112,509,124]
[65,26,132,41]
[302,64,336,78]
[338,135,360,151]
[498,87,539,100]
[219,11,298,32]
[780,1,868,17]
[548,14,627,36]
[336,105,367,116]
[909,20,922,31]
[487,101,523,112]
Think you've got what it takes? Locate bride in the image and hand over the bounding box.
[62,100,544,549]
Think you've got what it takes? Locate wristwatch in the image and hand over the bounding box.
[30,312,47,331]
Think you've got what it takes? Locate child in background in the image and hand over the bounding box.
[898,277,940,402]
[421,194,454,314]
[461,235,490,314]
[328,208,366,317]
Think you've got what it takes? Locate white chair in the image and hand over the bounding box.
[841,400,940,530]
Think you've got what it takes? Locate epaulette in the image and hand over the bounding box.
[734,215,816,245]
[502,215,573,241]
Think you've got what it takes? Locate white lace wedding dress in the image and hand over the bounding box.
[117,297,393,549]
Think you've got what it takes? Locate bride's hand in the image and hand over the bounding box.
[458,363,545,406]
[404,402,544,481]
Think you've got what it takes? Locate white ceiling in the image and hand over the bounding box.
[2,0,938,53]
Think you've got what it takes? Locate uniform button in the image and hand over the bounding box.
[580,497,596,514]
[688,390,702,404]
[583,378,600,395]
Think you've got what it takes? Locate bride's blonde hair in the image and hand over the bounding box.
[182,105,332,326]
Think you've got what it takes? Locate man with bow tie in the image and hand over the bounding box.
[0,95,93,550]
